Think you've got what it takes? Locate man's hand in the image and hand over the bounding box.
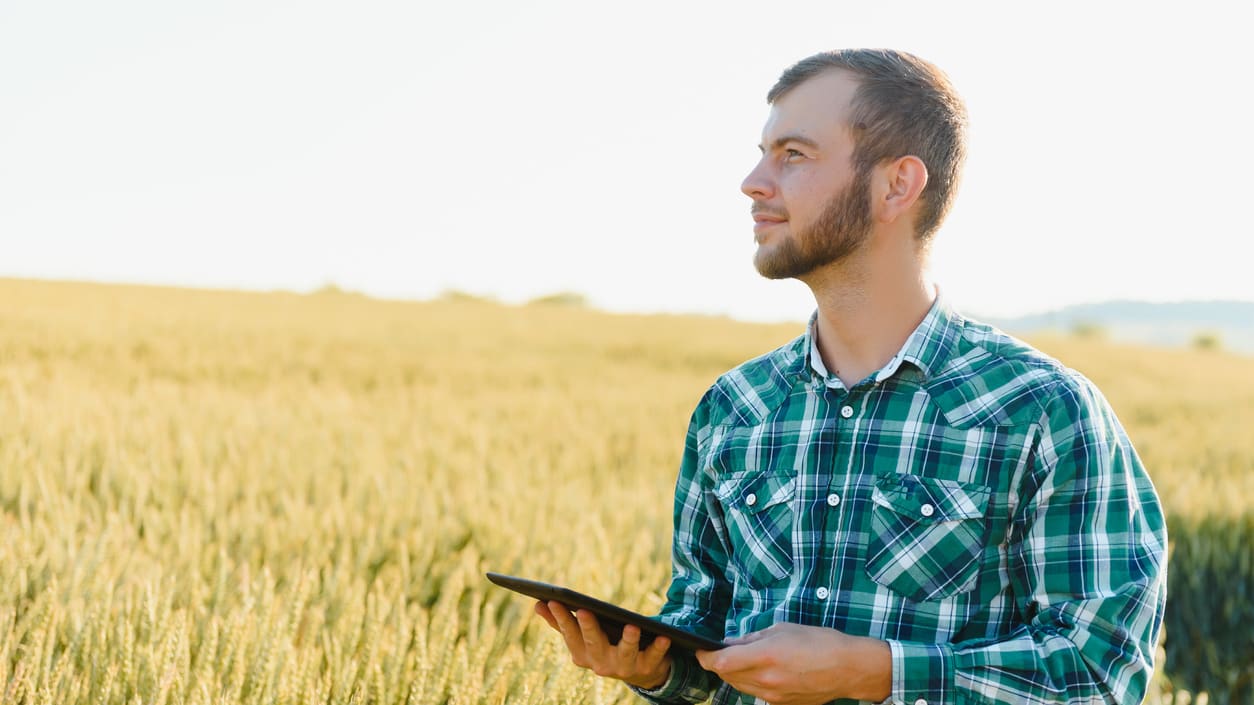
[694,622,891,705]
[534,600,673,690]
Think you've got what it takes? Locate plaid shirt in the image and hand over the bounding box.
[632,296,1166,705]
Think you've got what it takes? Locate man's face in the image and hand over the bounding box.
[741,70,872,280]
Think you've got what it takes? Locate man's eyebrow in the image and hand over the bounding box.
[757,134,821,153]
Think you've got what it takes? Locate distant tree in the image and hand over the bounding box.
[1192,331,1223,351]
[526,291,588,307]
[1070,320,1107,340]
[438,289,497,304]
[312,282,364,297]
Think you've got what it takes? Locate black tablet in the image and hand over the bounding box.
[486,572,725,653]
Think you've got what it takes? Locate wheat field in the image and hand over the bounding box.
[1,278,1250,704]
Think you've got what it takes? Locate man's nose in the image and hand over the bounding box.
[741,159,775,200]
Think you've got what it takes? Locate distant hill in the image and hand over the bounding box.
[982,300,1254,354]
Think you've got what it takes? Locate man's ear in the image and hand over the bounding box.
[874,155,928,226]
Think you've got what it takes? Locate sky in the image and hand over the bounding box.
[2,0,1251,322]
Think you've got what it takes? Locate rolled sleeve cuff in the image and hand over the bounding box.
[628,653,709,705]
[887,640,954,705]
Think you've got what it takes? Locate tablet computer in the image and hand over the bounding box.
[486,572,725,653]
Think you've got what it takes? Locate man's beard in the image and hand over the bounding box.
[753,169,874,280]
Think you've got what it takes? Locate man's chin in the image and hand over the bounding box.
[754,254,812,281]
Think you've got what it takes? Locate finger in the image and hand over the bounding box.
[616,623,643,662]
[548,601,587,659]
[726,624,776,646]
[547,600,574,629]
[534,601,559,631]
[640,634,671,671]
[697,643,755,675]
[575,609,609,661]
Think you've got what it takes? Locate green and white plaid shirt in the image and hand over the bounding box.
[632,296,1166,705]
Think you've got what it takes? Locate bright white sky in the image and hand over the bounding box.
[2,0,1251,322]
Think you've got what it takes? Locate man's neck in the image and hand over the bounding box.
[804,247,935,389]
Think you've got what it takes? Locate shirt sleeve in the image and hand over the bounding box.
[628,650,718,705]
[888,374,1168,705]
[630,391,733,705]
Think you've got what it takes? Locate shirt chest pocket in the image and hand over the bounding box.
[715,473,797,589]
[865,473,992,602]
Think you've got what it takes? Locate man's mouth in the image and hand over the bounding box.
[752,213,787,236]
[751,206,788,226]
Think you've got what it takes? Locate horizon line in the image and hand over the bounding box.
[4,273,1254,327]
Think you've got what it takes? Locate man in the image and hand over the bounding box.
[535,48,1167,705]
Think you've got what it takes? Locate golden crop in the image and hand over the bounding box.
[1,278,1247,704]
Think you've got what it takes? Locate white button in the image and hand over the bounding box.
[915,699,928,705]
[920,503,935,517]
[745,493,757,507]
[816,587,830,599]
[840,405,854,418]
[826,493,841,507]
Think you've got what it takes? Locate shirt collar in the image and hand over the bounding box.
[801,289,961,386]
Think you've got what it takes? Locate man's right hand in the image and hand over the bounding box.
[534,600,673,690]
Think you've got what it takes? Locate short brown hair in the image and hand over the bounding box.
[767,49,968,242]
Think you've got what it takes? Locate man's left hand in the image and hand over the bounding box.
[694,622,892,705]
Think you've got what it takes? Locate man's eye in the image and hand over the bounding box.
[785,149,805,160]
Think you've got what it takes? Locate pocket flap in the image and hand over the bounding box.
[872,474,990,523]
[716,473,797,515]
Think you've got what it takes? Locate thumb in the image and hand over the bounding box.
[697,641,756,674]
[726,629,770,646]
[695,647,728,672]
